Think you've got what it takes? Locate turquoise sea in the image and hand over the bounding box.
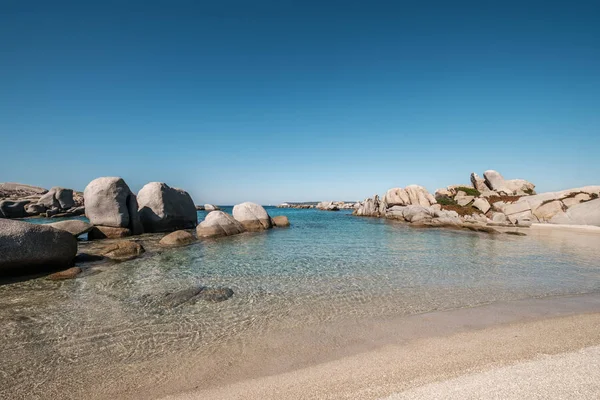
[1,207,600,398]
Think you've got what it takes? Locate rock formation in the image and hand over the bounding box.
[84,177,143,237]
[137,182,197,233]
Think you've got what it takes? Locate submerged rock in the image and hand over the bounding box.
[198,287,234,302]
[0,219,77,276]
[137,182,197,233]
[88,226,131,240]
[159,230,196,247]
[159,286,234,307]
[232,202,272,231]
[100,241,145,261]
[47,267,82,281]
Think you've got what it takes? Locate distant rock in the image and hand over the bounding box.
[0,182,47,200]
[197,211,245,238]
[25,203,46,216]
[159,230,196,247]
[272,215,290,227]
[483,170,535,195]
[137,182,197,233]
[49,220,93,237]
[0,219,77,276]
[384,185,436,208]
[204,204,219,211]
[84,177,143,234]
[353,195,383,217]
[38,187,75,210]
[0,200,29,218]
[232,202,273,231]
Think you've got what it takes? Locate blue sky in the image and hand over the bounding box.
[1,1,599,204]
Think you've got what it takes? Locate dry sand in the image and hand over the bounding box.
[162,296,600,400]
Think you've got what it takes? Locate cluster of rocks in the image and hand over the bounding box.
[316,201,360,211]
[353,170,600,230]
[0,177,290,279]
[0,183,84,219]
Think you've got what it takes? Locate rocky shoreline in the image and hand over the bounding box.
[351,169,600,233]
[0,177,289,281]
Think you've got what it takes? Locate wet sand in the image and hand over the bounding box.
[159,294,600,400]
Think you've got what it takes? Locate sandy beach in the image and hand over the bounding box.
[158,294,600,400]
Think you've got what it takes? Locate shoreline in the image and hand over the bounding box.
[154,293,600,400]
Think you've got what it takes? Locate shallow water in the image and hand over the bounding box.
[1,208,600,399]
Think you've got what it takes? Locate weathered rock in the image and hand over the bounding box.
[38,187,74,210]
[159,230,195,247]
[272,215,290,227]
[49,220,93,237]
[88,226,131,240]
[204,204,219,211]
[483,170,535,195]
[472,198,491,214]
[562,193,591,208]
[137,182,197,233]
[384,185,436,207]
[470,173,488,192]
[0,219,77,276]
[549,198,600,226]
[24,203,46,216]
[508,210,533,226]
[456,195,474,206]
[47,267,82,281]
[197,211,245,238]
[232,202,272,231]
[0,182,47,198]
[353,195,382,217]
[402,205,434,223]
[0,200,29,218]
[533,200,565,222]
[84,177,143,234]
[491,212,508,224]
[100,241,145,261]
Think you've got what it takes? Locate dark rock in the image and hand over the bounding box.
[0,200,30,218]
[25,203,46,216]
[38,187,74,210]
[504,231,527,236]
[160,287,203,308]
[47,267,82,281]
[0,219,77,276]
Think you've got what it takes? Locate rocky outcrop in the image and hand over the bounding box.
[0,219,77,276]
[549,198,600,226]
[0,183,47,200]
[204,204,219,211]
[384,185,436,208]
[196,211,246,238]
[272,215,290,227]
[84,177,143,236]
[232,202,273,231]
[38,187,75,210]
[483,170,535,196]
[317,201,357,211]
[49,220,93,237]
[137,182,197,233]
[159,230,196,247]
[0,200,29,218]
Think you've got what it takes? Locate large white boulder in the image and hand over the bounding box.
[0,219,77,276]
[197,210,246,237]
[353,195,382,217]
[483,170,535,195]
[137,182,197,233]
[384,185,436,207]
[232,202,272,231]
[84,177,143,234]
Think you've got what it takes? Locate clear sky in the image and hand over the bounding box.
[1,1,599,205]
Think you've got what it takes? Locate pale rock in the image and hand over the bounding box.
[232,202,272,231]
[197,211,246,238]
[533,200,565,222]
[137,182,197,233]
[549,198,600,226]
[472,198,491,214]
